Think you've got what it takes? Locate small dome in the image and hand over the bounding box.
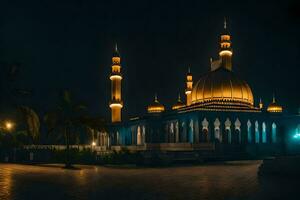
[191,67,254,108]
[147,95,165,113]
[172,94,185,110]
[267,97,283,113]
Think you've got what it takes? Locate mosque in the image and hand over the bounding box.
[99,21,300,160]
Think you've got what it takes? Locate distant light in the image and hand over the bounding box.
[5,121,14,131]
[293,133,300,140]
[92,141,96,146]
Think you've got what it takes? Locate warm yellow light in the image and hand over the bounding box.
[221,35,230,40]
[267,106,283,113]
[187,76,192,81]
[5,121,14,131]
[172,104,185,110]
[91,141,96,146]
[110,75,122,80]
[148,106,165,113]
[185,91,191,94]
[112,65,121,73]
[219,50,232,56]
[109,103,123,108]
[221,42,231,48]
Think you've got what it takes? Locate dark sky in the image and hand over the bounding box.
[1,0,300,120]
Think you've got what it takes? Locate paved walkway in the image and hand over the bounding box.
[0,160,288,200]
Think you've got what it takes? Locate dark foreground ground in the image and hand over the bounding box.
[0,161,298,200]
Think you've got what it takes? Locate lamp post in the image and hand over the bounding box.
[0,120,15,162]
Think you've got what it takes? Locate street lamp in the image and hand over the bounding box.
[5,121,14,131]
[0,120,15,132]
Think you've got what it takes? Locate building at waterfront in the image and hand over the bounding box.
[100,20,300,159]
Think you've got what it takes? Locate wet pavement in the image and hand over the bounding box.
[0,161,298,200]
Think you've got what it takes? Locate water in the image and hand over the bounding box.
[0,161,297,200]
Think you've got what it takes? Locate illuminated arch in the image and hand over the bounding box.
[271,122,277,143]
[188,119,194,143]
[255,121,259,143]
[247,120,252,143]
[137,126,142,145]
[214,118,221,142]
[201,118,209,143]
[262,122,267,143]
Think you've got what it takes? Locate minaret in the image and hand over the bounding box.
[219,18,233,71]
[185,67,193,106]
[109,44,123,123]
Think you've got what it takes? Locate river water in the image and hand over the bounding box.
[0,161,297,200]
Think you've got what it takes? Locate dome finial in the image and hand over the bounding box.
[154,93,158,102]
[224,17,227,29]
[178,93,181,101]
[272,93,276,103]
[115,43,118,52]
[188,67,191,74]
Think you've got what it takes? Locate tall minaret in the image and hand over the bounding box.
[109,44,123,123]
[185,67,193,106]
[219,18,233,71]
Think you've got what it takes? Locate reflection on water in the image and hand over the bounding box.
[0,161,293,200]
[0,167,12,200]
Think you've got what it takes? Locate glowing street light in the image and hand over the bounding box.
[0,120,15,132]
[92,141,96,146]
[5,121,13,131]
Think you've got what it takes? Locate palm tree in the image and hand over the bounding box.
[44,90,86,168]
[18,106,40,143]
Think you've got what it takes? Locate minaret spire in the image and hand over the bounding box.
[109,44,123,123]
[154,93,158,102]
[272,93,276,103]
[185,67,193,106]
[115,43,118,52]
[219,19,232,71]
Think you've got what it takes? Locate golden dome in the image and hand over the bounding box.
[267,97,283,113]
[147,95,165,113]
[172,94,185,110]
[191,67,254,109]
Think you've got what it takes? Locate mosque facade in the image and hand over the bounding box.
[100,21,300,160]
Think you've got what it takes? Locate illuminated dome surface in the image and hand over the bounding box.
[147,96,165,113]
[267,98,283,113]
[191,67,254,109]
[172,97,185,110]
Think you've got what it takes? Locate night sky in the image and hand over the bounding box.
[0,0,300,121]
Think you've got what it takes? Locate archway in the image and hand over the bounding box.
[202,128,209,142]
[262,122,267,143]
[232,129,240,144]
[137,126,142,145]
[247,120,252,144]
[255,121,260,143]
[271,123,277,143]
[222,128,230,144]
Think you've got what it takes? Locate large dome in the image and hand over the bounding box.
[191,67,254,109]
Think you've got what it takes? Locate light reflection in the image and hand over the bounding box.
[0,167,12,200]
